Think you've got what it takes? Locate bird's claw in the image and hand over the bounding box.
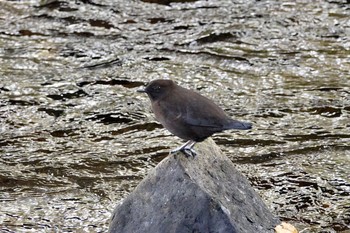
[170,140,197,158]
[182,148,197,158]
[170,147,197,158]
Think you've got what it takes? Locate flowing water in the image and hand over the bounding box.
[0,0,349,232]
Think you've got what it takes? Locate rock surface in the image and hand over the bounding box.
[109,138,280,233]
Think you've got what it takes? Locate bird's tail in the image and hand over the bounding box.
[225,120,252,130]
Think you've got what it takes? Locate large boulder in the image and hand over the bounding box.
[109,138,280,233]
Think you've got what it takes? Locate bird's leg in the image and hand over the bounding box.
[170,140,197,158]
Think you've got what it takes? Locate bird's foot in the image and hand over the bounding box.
[170,147,183,155]
[170,147,197,158]
[170,140,197,158]
[182,148,197,158]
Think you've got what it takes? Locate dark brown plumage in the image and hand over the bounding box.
[137,79,252,156]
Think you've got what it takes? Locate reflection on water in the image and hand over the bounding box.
[0,0,349,232]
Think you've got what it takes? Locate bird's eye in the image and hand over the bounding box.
[153,85,161,92]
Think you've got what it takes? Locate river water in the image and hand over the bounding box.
[0,0,349,232]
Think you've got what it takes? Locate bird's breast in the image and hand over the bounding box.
[152,100,182,126]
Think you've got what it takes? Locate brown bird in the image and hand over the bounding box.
[137,79,252,157]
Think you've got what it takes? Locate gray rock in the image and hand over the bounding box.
[109,138,280,233]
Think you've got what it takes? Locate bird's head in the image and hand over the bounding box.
[137,79,175,101]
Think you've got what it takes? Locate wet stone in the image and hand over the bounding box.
[109,138,280,233]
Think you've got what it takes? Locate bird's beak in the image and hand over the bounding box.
[137,88,146,93]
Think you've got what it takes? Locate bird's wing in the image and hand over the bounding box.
[166,91,228,129]
[183,104,226,128]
